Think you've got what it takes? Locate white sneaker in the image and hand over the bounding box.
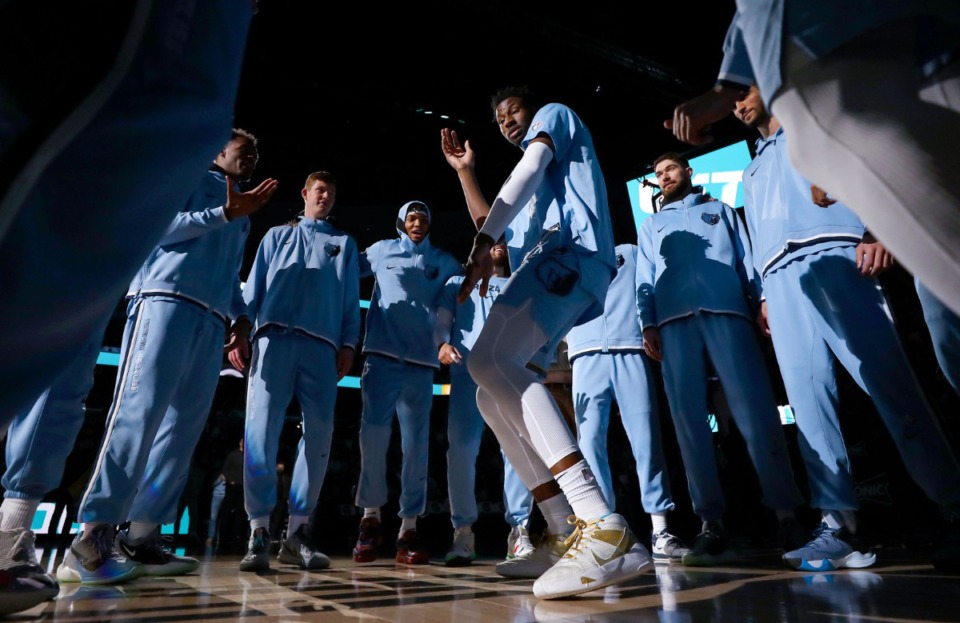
[506,525,535,560]
[496,531,570,578]
[444,528,476,567]
[533,513,653,599]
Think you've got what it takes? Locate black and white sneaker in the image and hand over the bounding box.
[651,530,691,563]
[240,528,271,572]
[278,526,330,570]
[115,527,198,576]
[681,521,734,567]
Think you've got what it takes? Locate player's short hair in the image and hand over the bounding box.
[490,85,543,120]
[653,152,690,170]
[304,170,336,189]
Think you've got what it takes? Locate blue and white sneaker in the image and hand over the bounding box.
[783,523,876,571]
[56,525,143,585]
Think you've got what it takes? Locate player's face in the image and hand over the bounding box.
[302,179,336,219]
[734,86,768,129]
[496,96,533,147]
[654,159,693,203]
[217,137,259,181]
[404,211,429,243]
[490,242,508,267]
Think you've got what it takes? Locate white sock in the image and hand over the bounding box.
[822,510,844,531]
[650,513,668,535]
[454,525,472,537]
[363,508,380,520]
[400,516,417,535]
[127,521,157,542]
[538,495,575,536]
[555,459,610,520]
[250,516,271,532]
[0,498,40,531]
[287,515,308,536]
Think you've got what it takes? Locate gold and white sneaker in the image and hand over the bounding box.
[532,513,653,599]
[496,531,571,578]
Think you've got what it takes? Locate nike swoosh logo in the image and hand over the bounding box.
[591,548,624,566]
[117,541,136,559]
[657,226,666,233]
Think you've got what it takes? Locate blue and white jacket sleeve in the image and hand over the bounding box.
[434,277,459,348]
[358,241,377,278]
[717,11,755,89]
[636,219,658,330]
[724,205,761,310]
[229,226,252,322]
[157,206,230,246]
[340,237,362,350]
[242,229,278,324]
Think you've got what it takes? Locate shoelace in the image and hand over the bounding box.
[92,528,126,562]
[561,516,602,556]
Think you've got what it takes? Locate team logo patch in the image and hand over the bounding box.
[701,212,720,226]
[324,243,341,257]
[535,258,577,296]
[616,253,625,268]
[425,265,439,280]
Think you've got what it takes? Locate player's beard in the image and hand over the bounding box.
[661,177,691,203]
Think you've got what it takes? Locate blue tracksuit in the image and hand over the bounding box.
[3,315,111,503]
[637,189,802,520]
[743,128,960,511]
[566,244,673,515]
[917,279,960,394]
[241,216,361,522]
[355,202,462,518]
[78,167,251,526]
[0,0,254,424]
[718,2,959,109]
[435,274,532,529]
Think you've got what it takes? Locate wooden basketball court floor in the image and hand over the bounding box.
[18,546,960,622]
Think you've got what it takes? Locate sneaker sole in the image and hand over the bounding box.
[278,549,331,570]
[785,551,877,571]
[495,559,554,579]
[239,557,270,572]
[681,549,736,567]
[652,552,685,564]
[141,560,199,576]
[352,547,378,563]
[0,586,60,616]
[56,562,144,585]
[533,544,654,599]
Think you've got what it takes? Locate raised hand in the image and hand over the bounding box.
[224,175,279,221]
[664,85,742,146]
[441,128,475,171]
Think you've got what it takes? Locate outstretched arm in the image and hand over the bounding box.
[457,139,553,303]
[441,128,490,230]
[664,12,752,146]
